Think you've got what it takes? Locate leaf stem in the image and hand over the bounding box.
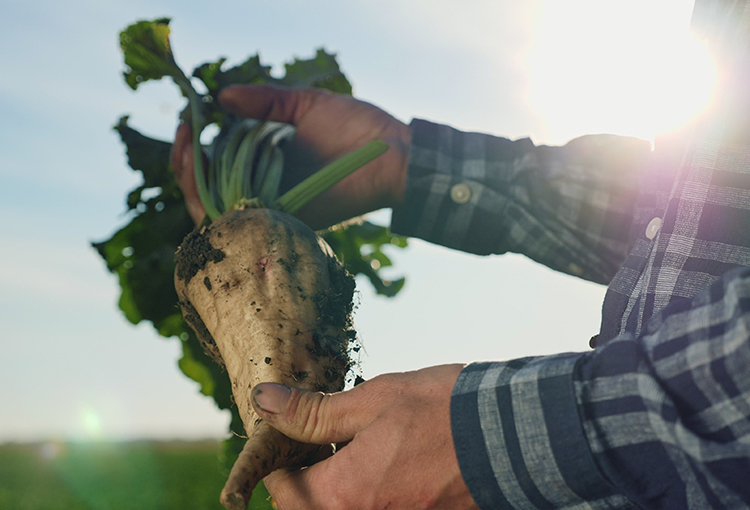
[174,74,222,222]
[273,139,389,215]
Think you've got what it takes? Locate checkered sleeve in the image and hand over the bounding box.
[391,119,652,284]
[451,266,750,509]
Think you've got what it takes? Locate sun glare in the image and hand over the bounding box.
[526,1,716,144]
[82,409,103,439]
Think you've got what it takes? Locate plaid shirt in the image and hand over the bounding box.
[391,2,750,508]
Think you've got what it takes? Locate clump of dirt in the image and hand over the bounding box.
[314,254,356,332]
[309,254,358,381]
[175,227,225,284]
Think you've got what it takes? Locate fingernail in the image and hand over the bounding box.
[253,383,291,414]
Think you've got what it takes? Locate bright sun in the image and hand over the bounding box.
[525,0,716,144]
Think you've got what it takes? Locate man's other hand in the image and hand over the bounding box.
[251,365,479,510]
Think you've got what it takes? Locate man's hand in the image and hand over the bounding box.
[251,365,479,510]
[171,85,411,229]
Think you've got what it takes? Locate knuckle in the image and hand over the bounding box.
[283,89,304,124]
[286,390,329,442]
[363,372,404,399]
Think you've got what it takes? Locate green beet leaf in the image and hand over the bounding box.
[120,18,186,91]
[322,221,407,297]
[281,49,352,94]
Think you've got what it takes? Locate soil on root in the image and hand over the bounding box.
[175,210,362,386]
[175,227,225,284]
[313,254,356,333]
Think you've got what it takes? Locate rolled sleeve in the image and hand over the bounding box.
[452,267,750,509]
[451,356,633,510]
[392,119,651,285]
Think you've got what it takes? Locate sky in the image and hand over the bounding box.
[0,0,712,443]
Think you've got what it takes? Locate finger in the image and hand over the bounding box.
[173,124,195,198]
[264,468,316,510]
[265,434,368,510]
[264,453,343,510]
[171,124,207,225]
[219,84,323,125]
[265,468,322,510]
[251,382,379,445]
[181,147,207,225]
[170,122,191,175]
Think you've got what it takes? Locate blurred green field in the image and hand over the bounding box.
[0,440,272,510]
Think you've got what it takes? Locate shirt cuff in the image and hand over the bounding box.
[451,356,630,509]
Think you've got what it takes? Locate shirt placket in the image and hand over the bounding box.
[597,140,692,345]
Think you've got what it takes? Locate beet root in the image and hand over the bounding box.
[174,208,356,510]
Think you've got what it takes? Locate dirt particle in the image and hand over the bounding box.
[264,357,272,365]
[203,276,212,291]
[296,285,306,300]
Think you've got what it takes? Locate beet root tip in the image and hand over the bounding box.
[220,491,248,510]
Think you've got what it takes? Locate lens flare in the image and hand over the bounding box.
[81,409,102,438]
[525,1,717,143]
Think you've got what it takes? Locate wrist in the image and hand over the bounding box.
[385,120,411,209]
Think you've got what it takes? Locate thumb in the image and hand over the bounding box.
[219,84,319,126]
[251,382,365,444]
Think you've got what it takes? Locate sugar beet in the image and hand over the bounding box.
[174,207,356,510]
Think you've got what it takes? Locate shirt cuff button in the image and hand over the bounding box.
[646,217,662,240]
[450,183,472,204]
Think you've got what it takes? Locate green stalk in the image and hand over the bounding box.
[274,139,389,215]
[219,121,252,210]
[227,127,259,208]
[173,73,222,222]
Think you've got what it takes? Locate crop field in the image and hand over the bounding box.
[0,440,272,510]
